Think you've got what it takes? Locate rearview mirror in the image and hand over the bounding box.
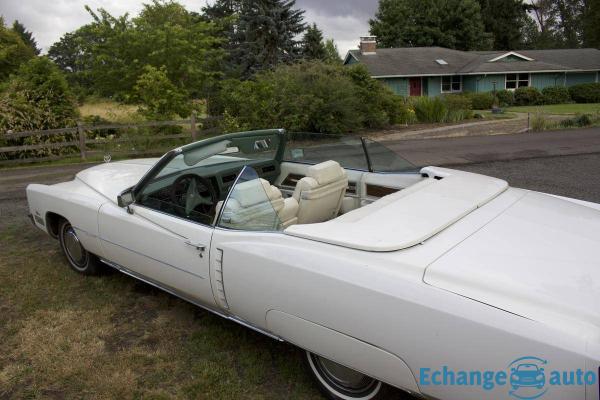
[117,189,135,208]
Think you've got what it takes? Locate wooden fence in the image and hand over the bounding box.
[0,113,220,166]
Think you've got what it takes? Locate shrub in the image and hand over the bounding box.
[530,112,549,131]
[216,62,400,134]
[569,83,600,103]
[495,90,514,107]
[514,87,544,106]
[134,65,191,120]
[410,97,448,123]
[0,57,79,159]
[442,94,473,122]
[542,86,571,105]
[467,92,495,110]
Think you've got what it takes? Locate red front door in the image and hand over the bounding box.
[409,77,422,96]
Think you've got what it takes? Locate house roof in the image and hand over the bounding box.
[346,47,600,77]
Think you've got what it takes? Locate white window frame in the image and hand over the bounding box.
[441,75,462,93]
[505,73,530,90]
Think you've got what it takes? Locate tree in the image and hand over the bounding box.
[0,18,35,81]
[553,0,585,47]
[47,1,224,99]
[134,65,191,120]
[233,0,306,77]
[302,23,326,60]
[323,39,342,64]
[583,0,600,47]
[12,20,41,55]
[369,0,492,51]
[477,0,529,50]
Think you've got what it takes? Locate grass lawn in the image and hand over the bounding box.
[79,100,140,123]
[506,103,600,115]
[0,209,323,399]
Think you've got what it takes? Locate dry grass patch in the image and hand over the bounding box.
[0,212,322,400]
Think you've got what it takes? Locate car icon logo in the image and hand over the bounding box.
[508,357,548,399]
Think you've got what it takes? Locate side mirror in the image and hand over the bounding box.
[117,189,135,208]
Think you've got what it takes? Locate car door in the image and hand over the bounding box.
[99,201,215,307]
[98,150,219,308]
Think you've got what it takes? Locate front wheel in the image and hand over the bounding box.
[305,351,387,400]
[58,220,101,275]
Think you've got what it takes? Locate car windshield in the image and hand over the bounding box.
[284,132,416,172]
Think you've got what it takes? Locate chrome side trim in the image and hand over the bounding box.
[99,258,283,342]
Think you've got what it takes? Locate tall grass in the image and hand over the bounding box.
[409,95,473,123]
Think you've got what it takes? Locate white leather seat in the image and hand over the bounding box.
[292,161,348,224]
[217,178,298,229]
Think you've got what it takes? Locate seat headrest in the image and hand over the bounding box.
[230,178,282,207]
[307,161,345,185]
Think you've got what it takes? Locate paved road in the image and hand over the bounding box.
[384,126,600,166]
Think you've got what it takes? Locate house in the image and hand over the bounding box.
[344,36,600,97]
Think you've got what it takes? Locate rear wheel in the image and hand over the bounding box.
[58,220,101,275]
[305,351,386,400]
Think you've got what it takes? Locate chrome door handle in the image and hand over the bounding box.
[184,240,206,252]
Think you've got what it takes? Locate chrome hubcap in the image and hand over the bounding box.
[312,354,378,395]
[64,227,86,267]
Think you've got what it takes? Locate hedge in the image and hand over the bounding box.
[569,83,600,103]
[514,87,544,106]
[542,86,571,105]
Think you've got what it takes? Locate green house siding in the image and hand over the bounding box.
[380,78,408,96]
[530,73,563,89]
[426,77,441,96]
[474,75,505,92]
[463,76,478,92]
[566,72,597,86]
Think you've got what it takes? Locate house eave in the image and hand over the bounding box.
[371,69,599,79]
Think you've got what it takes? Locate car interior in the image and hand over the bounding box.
[135,131,424,230]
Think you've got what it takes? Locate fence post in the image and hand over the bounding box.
[190,111,198,141]
[77,121,86,161]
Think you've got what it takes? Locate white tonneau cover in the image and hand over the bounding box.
[284,167,508,252]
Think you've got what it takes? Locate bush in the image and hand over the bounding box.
[542,86,571,105]
[134,65,191,120]
[0,57,79,159]
[442,94,473,122]
[410,97,448,123]
[514,87,544,106]
[569,83,600,103]
[467,92,495,110]
[530,112,549,131]
[495,90,514,107]
[216,62,401,134]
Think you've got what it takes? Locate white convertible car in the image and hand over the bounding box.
[27,130,600,400]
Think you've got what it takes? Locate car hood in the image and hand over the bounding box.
[75,158,159,202]
[425,190,600,340]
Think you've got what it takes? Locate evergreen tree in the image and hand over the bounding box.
[12,20,41,55]
[583,0,600,47]
[369,0,492,50]
[323,39,342,64]
[302,23,326,60]
[477,0,529,50]
[0,18,35,81]
[233,0,306,77]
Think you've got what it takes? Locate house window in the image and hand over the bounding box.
[441,76,461,93]
[505,73,529,90]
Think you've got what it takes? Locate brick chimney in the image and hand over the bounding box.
[359,36,377,55]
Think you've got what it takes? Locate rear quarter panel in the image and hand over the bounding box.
[211,229,590,399]
[26,180,108,257]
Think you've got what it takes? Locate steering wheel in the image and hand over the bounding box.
[170,174,218,217]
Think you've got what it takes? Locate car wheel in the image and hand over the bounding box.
[305,351,388,400]
[58,220,101,275]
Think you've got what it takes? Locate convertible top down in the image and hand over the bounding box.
[26,129,600,400]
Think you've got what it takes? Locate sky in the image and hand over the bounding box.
[0,0,379,56]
